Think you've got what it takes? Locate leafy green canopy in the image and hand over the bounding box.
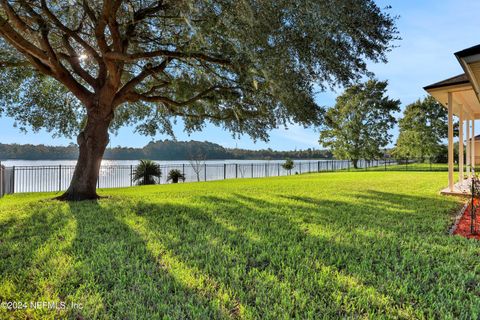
[393,96,448,160]
[319,80,400,163]
[0,1,397,140]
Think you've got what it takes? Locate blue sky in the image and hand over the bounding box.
[1,0,480,150]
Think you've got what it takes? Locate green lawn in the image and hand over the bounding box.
[349,162,457,172]
[1,172,479,319]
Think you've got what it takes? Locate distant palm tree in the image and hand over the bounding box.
[133,160,162,185]
[167,169,186,183]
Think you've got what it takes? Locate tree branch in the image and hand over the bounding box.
[113,58,171,105]
[0,59,32,68]
[40,0,103,65]
[104,50,231,66]
[123,1,166,50]
[130,86,237,106]
[0,16,49,63]
[61,35,97,88]
[0,12,92,105]
[0,0,35,33]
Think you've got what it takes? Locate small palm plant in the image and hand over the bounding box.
[133,160,162,185]
[167,169,186,183]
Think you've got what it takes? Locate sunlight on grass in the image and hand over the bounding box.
[0,172,479,319]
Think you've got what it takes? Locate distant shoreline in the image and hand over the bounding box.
[0,139,332,162]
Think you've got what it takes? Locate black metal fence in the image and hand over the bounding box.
[0,158,453,197]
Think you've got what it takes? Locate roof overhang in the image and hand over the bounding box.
[424,74,480,118]
[455,44,480,99]
[424,44,480,119]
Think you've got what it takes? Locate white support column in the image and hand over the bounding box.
[473,119,476,174]
[448,92,454,191]
[459,106,464,184]
[466,118,471,179]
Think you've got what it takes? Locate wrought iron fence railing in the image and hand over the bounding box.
[0,158,454,197]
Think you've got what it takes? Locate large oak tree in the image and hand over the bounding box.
[319,79,400,168]
[0,1,397,200]
[393,96,448,161]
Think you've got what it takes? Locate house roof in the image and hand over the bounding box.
[423,44,480,118]
[423,73,470,90]
[455,44,480,59]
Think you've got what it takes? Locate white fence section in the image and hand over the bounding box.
[0,159,399,196]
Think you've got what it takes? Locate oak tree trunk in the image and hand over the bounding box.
[57,110,113,201]
[352,159,359,169]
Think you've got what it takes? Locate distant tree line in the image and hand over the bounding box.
[0,140,332,161]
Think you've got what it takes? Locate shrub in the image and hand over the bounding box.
[133,160,162,185]
[282,158,294,174]
[167,169,186,184]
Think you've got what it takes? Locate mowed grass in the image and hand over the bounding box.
[0,172,479,319]
[349,162,457,172]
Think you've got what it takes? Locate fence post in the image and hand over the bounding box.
[204,163,207,181]
[235,164,238,178]
[58,165,62,191]
[0,161,3,197]
[348,161,350,171]
[12,166,15,193]
[224,163,226,179]
[317,161,320,172]
[130,165,133,186]
[251,163,254,178]
[278,163,280,176]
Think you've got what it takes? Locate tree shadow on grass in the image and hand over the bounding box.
[3,188,475,319]
[278,190,461,234]
[0,201,71,318]
[133,195,405,318]
[65,200,232,319]
[134,191,478,319]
